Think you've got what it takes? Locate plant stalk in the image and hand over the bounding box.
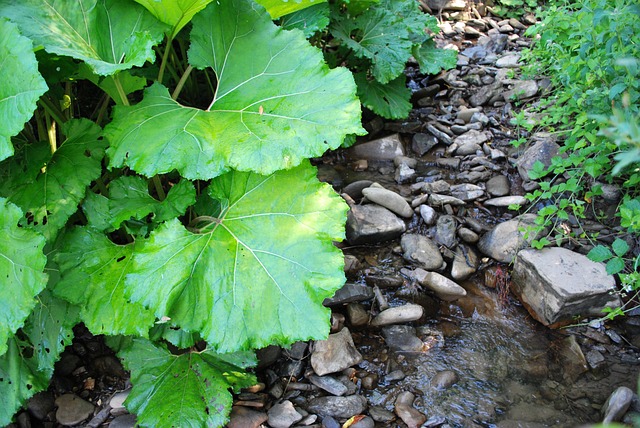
[152,175,166,201]
[172,65,194,100]
[112,73,130,106]
[44,111,57,155]
[157,34,175,84]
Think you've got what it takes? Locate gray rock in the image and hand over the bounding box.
[431,370,459,390]
[469,81,502,106]
[451,246,479,280]
[412,133,439,156]
[346,205,406,245]
[346,303,369,327]
[511,247,621,326]
[268,400,303,428]
[110,389,130,409]
[395,163,416,184]
[307,395,367,419]
[602,386,634,423]
[426,0,466,10]
[426,124,453,145]
[321,415,341,428]
[54,394,95,426]
[458,227,479,243]
[479,33,509,54]
[369,406,397,423]
[499,24,514,33]
[419,205,437,225]
[454,130,489,149]
[435,215,457,248]
[425,194,466,207]
[324,283,374,306]
[470,112,490,126]
[382,325,425,352]
[586,349,606,369]
[394,391,426,428]
[413,269,467,301]
[477,214,539,263]
[371,304,424,327]
[516,139,562,181]
[27,392,55,420]
[109,414,137,428]
[484,196,528,207]
[419,180,451,194]
[450,183,484,201]
[309,374,349,396]
[509,17,527,30]
[400,234,444,270]
[342,180,373,201]
[486,175,510,196]
[504,80,539,101]
[347,134,404,160]
[311,328,363,376]
[496,54,521,68]
[351,416,375,428]
[362,187,413,218]
[457,107,482,123]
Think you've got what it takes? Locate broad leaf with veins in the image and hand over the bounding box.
[125,162,347,352]
[105,0,363,180]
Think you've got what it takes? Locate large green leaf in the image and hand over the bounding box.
[106,0,364,180]
[279,3,330,37]
[125,162,347,352]
[133,0,212,38]
[354,73,411,119]
[83,176,195,233]
[0,119,107,241]
[255,0,325,19]
[118,338,256,427]
[53,227,156,337]
[0,0,167,76]
[413,39,458,76]
[330,6,412,83]
[0,19,48,162]
[0,199,48,357]
[0,291,78,425]
[381,0,437,44]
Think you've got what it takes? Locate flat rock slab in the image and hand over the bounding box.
[346,205,406,245]
[511,247,621,326]
[311,327,363,376]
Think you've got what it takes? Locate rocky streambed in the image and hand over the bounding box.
[13,5,640,428]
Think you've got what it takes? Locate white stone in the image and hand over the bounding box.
[371,304,424,327]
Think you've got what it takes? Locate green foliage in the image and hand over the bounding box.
[0,0,361,425]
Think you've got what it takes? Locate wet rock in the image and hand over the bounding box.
[486,175,510,196]
[228,406,268,428]
[412,133,439,156]
[346,205,406,245]
[419,205,438,225]
[394,391,426,428]
[454,129,489,149]
[362,187,413,218]
[369,406,396,423]
[109,414,137,428]
[347,134,404,161]
[469,81,502,106]
[477,213,539,263]
[347,303,369,327]
[342,180,373,201]
[457,107,482,123]
[516,139,562,181]
[586,349,606,369]
[426,124,453,145]
[458,227,479,244]
[322,416,341,428]
[450,183,484,201]
[425,193,466,207]
[382,325,425,352]
[484,195,528,207]
[511,247,621,326]
[602,386,634,423]
[307,395,367,419]
[435,215,458,248]
[324,283,374,306]
[431,370,459,390]
[451,246,479,280]
[400,234,444,270]
[385,370,406,382]
[54,394,95,426]
[504,80,539,101]
[27,391,55,420]
[350,416,375,428]
[395,163,416,184]
[371,303,424,327]
[496,53,520,68]
[268,400,303,428]
[308,374,349,396]
[110,389,130,410]
[413,269,467,301]
[470,111,490,127]
[419,180,451,194]
[311,327,363,376]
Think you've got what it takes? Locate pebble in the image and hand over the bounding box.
[451,246,479,280]
[308,374,349,396]
[267,400,303,428]
[382,325,425,352]
[419,204,438,225]
[458,227,479,243]
[27,392,55,420]
[413,269,467,301]
[311,328,363,376]
[346,205,406,245]
[110,389,130,410]
[496,54,520,68]
[307,395,367,419]
[486,175,510,196]
[109,414,137,428]
[435,215,458,248]
[323,283,374,306]
[602,386,634,423]
[346,303,370,327]
[362,187,414,218]
[371,303,424,327]
[484,195,528,207]
[54,394,95,426]
[347,134,404,160]
[432,370,459,389]
[394,391,426,428]
[400,234,444,270]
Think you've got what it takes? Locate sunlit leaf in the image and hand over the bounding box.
[133,0,213,38]
[279,3,330,37]
[255,0,326,19]
[0,18,48,162]
[125,162,347,352]
[0,0,168,76]
[118,338,256,427]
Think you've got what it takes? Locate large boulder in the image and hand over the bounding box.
[511,247,621,327]
[477,214,539,263]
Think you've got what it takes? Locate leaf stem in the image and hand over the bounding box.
[38,96,66,126]
[158,34,175,84]
[112,73,130,106]
[44,111,57,154]
[172,65,194,100]
[152,175,166,201]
